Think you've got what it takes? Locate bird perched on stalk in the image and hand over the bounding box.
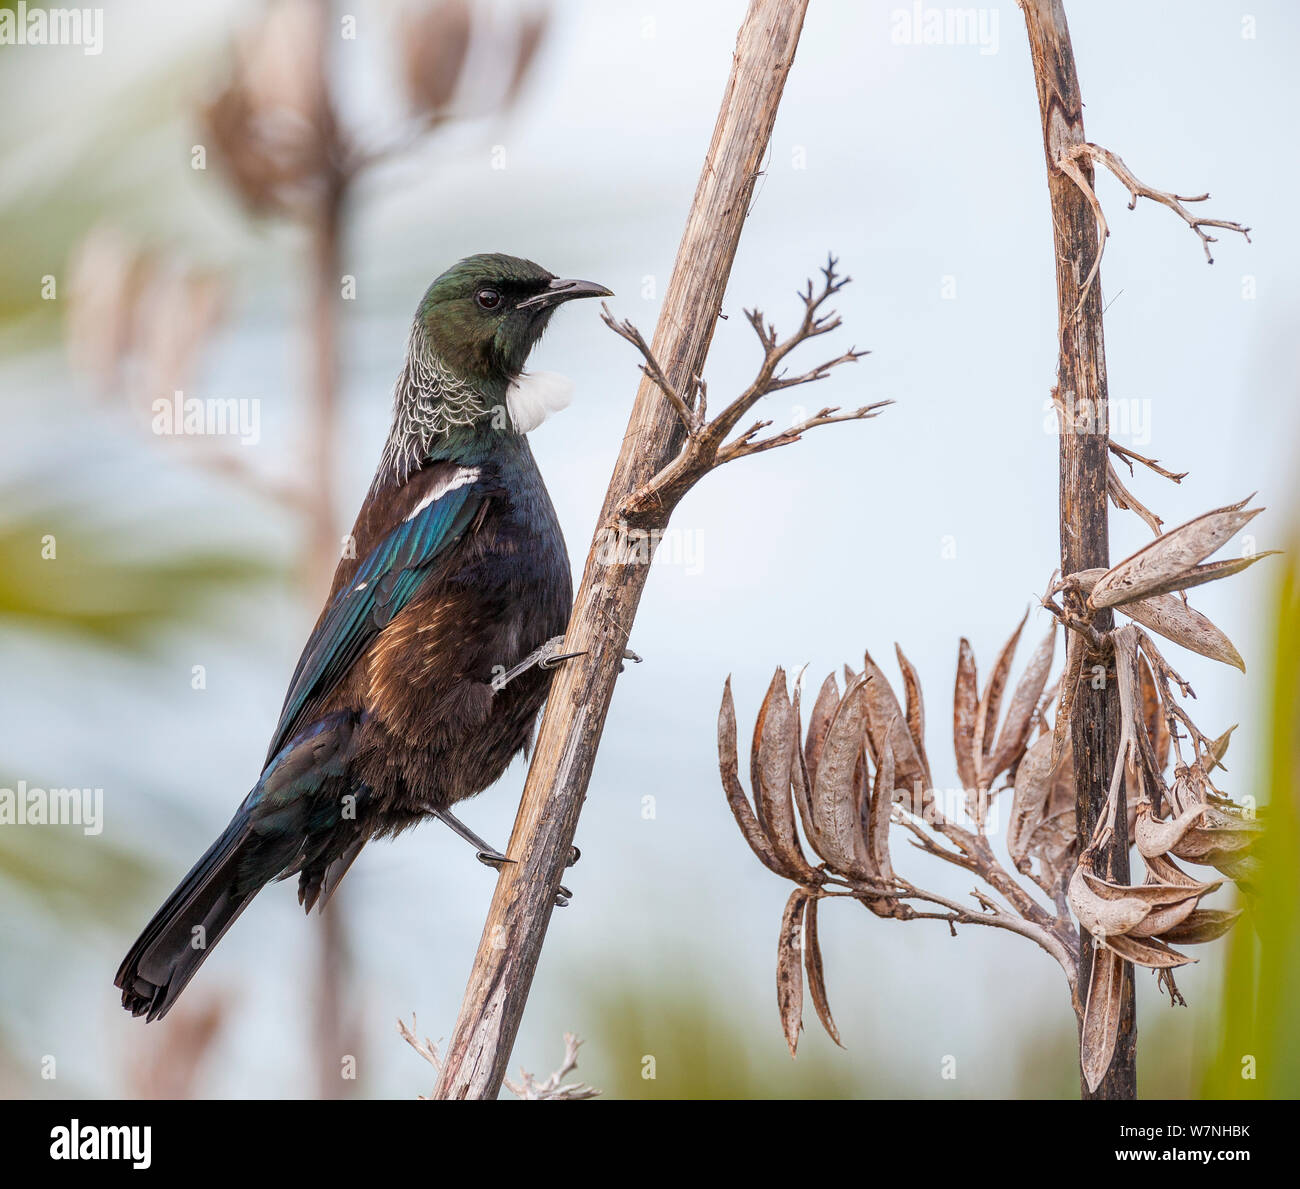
[116,253,612,1021]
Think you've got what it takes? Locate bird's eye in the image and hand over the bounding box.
[475,288,502,310]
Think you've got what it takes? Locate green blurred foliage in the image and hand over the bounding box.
[1202,549,1300,1097]
[0,818,156,926]
[0,492,280,648]
[576,977,859,1099]
[0,487,283,944]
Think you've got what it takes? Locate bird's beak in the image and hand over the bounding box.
[516,277,614,311]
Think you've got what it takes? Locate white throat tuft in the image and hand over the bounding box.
[506,370,574,433]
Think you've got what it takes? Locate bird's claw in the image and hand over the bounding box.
[539,648,587,671]
[494,639,642,690]
[475,849,516,871]
[494,636,584,690]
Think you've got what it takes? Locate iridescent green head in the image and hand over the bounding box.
[415,253,611,387]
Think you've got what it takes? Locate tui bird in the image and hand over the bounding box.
[116,253,611,1021]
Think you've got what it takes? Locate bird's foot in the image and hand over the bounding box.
[492,640,642,692]
[437,807,513,868]
[492,636,586,691]
[437,808,573,906]
[551,846,580,905]
[474,847,515,871]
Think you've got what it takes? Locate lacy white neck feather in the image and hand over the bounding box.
[381,322,572,482]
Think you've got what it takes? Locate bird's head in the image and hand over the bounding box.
[415,253,612,387]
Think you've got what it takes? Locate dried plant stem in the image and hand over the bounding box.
[1108,441,1186,484]
[1066,142,1251,265]
[1020,0,1135,1098]
[399,1017,597,1100]
[603,261,886,525]
[431,0,814,1099]
[895,809,1079,980]
[1108,464,1163,536]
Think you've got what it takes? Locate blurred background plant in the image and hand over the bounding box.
[1,0,1296,1099]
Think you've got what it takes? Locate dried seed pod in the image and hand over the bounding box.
[802,896,842,1047]
[953,639,979,794]
[804,673,841,791]
[1050,631,1085,773]
[1170,818,1261,866]
[1103,932,1194,969]
[869,737,896,882]
[1009,733,1055,867]
[1129,853,1217,938]
[1142,850,1203,887]
[719,679,791,879]
[861,650,926,798]
[790,679,828,862]
[752,670,819,883]
[1078,864,1219,907]
[1138,655,1171,773]
[812,675,874,878]
[1036,751,1078,866]
[1135,799,1206,858]
[1160,908,1243,944]
[1087,498,1262,609]
[777,888,809,1057]
[1105,554,1276,606]
[1081,947,1125,1093]
[1068,867,1153,938]
[973,610,1028,780]
[851,748,872,873]
[1118,593,1244,671]
[894,644,930,784]
[990,625,1056,779]
[1207,725,1236,770]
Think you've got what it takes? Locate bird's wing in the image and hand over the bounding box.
[265,469,491,762]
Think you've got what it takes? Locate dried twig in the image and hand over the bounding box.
[401,1017,597,1100]
[398,1015,445,1090]
[1108,463,1164,536]
[1108,441,1187,484]
[603,255,887,526]
[502,1034,600,1101]
[1067,142,1252,264]
[1053,136,1251,314]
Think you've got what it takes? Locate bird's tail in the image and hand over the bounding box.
[115,807,272,1021]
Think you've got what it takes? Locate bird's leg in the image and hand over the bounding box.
[492,638,642,692]
[433,807,577,906]
[491,636,585,692]
[433,807,512,870]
